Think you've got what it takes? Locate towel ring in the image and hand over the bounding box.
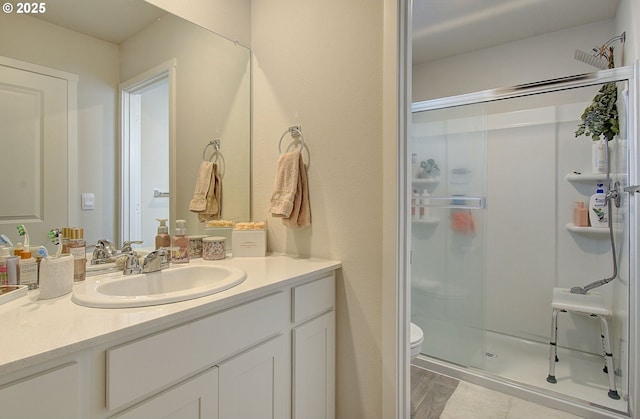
[202,139,221,163]
[278,125,305,154]
[202,139,225,178]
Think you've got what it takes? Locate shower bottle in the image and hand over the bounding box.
[588,184,608,228]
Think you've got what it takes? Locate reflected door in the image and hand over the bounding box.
[0,58,76,247]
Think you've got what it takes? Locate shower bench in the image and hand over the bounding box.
[546,287,620,400]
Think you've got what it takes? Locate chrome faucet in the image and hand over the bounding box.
[91,239,143,265]
[141,249,170,273]
[122,253,142,275]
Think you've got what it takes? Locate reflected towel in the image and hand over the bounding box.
[189,161,222,220]
[270,151,311,228]
[197,163,222,222]
[450,209,475,234]
[189,161,213,212]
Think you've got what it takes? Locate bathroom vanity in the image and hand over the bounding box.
[0,255,340,419]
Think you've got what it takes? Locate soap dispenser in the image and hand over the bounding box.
[588,183,608,228]
[172,220,189,263]
[155,218,171,250]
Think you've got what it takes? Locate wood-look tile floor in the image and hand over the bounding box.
[411,366,459,419]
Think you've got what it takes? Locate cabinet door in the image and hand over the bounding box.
[0,362,82,419]
[292,311,335,419]
[112,367,218,419]
[218,335,287,419]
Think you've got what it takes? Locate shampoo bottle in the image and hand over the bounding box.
[589,183,608,228]
[172,220,189,263]
[155,218,171,250]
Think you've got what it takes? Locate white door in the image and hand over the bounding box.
[0,58,75,248]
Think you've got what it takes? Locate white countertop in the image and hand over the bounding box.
[0,255,341,376]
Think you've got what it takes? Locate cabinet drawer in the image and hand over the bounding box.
[292,274,335,323]
[107,292,286,411]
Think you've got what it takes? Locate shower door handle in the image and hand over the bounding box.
[423,196,486,209]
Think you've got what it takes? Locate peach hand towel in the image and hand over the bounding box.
[270,151,310,228]
[189,161,213,212]
[197,163,222,221]
[269,151,301,217]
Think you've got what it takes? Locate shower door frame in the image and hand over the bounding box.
[407,63,639,419]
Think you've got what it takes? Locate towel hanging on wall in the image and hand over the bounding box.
[269,150,310,228]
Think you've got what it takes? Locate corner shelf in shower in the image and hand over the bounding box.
[412,216,440,225]
[565,173,624,183]
[565,223,611,237]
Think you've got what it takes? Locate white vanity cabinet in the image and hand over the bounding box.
[0,259,339,419]
[291,274,336,419]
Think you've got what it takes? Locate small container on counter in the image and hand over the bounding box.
[203,236,226,260]
[232,221,266,257]
[189,235,207,259]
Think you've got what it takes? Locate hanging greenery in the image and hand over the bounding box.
[575,47,619,141]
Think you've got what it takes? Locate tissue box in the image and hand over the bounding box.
[232,228,266,257]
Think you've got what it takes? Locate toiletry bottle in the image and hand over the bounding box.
[573,201,589,227]
[6,255,18,285]
[172,220,189,263]
[419,190,430,220]
[18,246,38,290]
[67,228,87,281]
[589,183,608,228]
[155,218,171,250]
[0,247,9,286]
[411,190,418,220]
[13,242,23,257]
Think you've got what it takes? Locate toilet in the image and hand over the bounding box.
[410,322,424,359]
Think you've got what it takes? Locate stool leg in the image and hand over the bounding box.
[599,316,620,400]
[547,308,559,384]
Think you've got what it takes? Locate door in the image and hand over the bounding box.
[411,102,487,368]
[0,57,76,247]
[218,335,287,419]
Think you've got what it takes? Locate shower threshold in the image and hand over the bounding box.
[414,330,628,418]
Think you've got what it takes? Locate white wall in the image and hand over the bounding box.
[145,0,251,47]
[413,19,617,102]
[251,0,385,416]
[0,13,119,246]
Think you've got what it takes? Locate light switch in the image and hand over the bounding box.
[81,193,95,210]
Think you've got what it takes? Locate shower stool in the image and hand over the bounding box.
[546,287,620,400]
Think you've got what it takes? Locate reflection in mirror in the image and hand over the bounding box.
[0,0,250,251]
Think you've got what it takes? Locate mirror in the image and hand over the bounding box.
[0,0,251,249]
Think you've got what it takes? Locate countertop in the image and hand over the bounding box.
[0,255,341,376]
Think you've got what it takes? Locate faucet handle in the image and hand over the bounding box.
[122,253,142,275]
[121,240,143,254]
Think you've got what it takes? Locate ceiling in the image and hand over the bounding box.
[35,0,166,44]
[412,0,620,64]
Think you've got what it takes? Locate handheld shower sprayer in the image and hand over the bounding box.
[574,32,626,70]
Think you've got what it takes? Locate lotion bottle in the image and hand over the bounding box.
[172,220,189,263]
[589,183,608,228]
[18,246,38,290]
[155,218,171,250]
[573,201,589,227]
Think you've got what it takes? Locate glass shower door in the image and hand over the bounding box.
[411,103,488,368]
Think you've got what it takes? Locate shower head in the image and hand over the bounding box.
[574,49,609,70]
[574,32,626,69]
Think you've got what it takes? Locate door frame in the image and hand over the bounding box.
[119,59,176,244]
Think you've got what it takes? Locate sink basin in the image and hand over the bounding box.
[72,264,246,308]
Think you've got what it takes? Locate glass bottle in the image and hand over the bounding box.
[67,228,86,282]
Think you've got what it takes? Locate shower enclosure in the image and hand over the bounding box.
[410,66,638,417]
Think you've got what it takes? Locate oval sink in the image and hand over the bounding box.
[72,264,247,308]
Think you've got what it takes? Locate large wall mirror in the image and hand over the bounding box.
[0,0,250,250]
